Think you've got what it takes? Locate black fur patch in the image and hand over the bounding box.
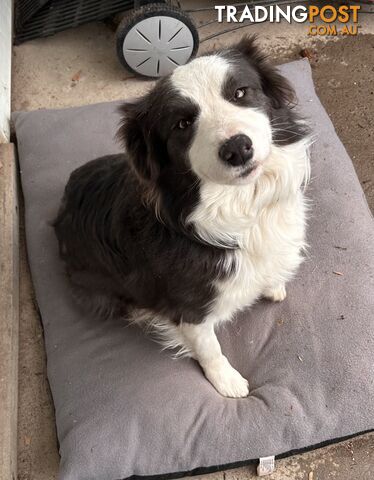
[53,153,233,323]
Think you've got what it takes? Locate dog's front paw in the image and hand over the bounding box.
[203,356,249,398]
[264,284,287,302]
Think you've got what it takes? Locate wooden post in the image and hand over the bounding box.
[0,143,19,480]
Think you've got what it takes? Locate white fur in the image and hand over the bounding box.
[132,55,311,398]
[130,309,249,398]
[188,139,311,325]
[128,308,191,356]
[180,322,249,398]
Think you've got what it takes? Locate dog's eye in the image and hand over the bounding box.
[177,119,192,130]
[234,87,247,100]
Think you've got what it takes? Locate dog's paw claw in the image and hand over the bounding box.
[204,357,249,398]
[264,284,287,302]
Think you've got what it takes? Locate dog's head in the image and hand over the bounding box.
[118,36,307,214]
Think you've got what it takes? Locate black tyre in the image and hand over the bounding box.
[116,3,199,78]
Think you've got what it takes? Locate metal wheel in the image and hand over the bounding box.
[116,3,199,78]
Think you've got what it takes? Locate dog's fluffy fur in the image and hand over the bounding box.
[54,36,311,398]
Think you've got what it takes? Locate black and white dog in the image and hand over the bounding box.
[54,36,310,398]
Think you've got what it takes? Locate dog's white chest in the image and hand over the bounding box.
[211,194,307,322]
[187,141,311,323]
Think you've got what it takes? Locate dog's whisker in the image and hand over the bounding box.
[271,127,306,136]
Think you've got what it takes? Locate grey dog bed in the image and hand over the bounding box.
[13,59,374,480]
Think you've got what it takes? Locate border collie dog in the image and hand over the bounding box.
[54,36,310,398]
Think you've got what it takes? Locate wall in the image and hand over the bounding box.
[0,0,12,143]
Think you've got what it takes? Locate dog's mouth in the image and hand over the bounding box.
[238,162,259,178]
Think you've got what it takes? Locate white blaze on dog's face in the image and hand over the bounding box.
[170,55,272,185]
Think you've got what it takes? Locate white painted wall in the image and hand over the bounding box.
[0,0,12,143]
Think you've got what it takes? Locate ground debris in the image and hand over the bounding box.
[297,355,304,362]
[300,48,318,63]
[71,70,82,82]
[332,271,344,276]
[344,441,357,465]
[71,70,83,87]
[333,245,347,250]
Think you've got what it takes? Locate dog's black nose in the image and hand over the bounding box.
[219,134,253,167]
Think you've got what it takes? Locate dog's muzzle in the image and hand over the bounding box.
[219,134,254,167]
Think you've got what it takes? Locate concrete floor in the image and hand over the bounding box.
[12,3,374,480]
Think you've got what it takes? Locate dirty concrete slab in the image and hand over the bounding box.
[11,7,374,112]
[12,5,374,480]
[310,35,374,211]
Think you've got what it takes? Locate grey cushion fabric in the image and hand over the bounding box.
[13,59,374,480]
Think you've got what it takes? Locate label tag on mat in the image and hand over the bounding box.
[257,456,275,476]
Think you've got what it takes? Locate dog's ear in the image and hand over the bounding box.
[235,35,296,109]
[117,100,160,182]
